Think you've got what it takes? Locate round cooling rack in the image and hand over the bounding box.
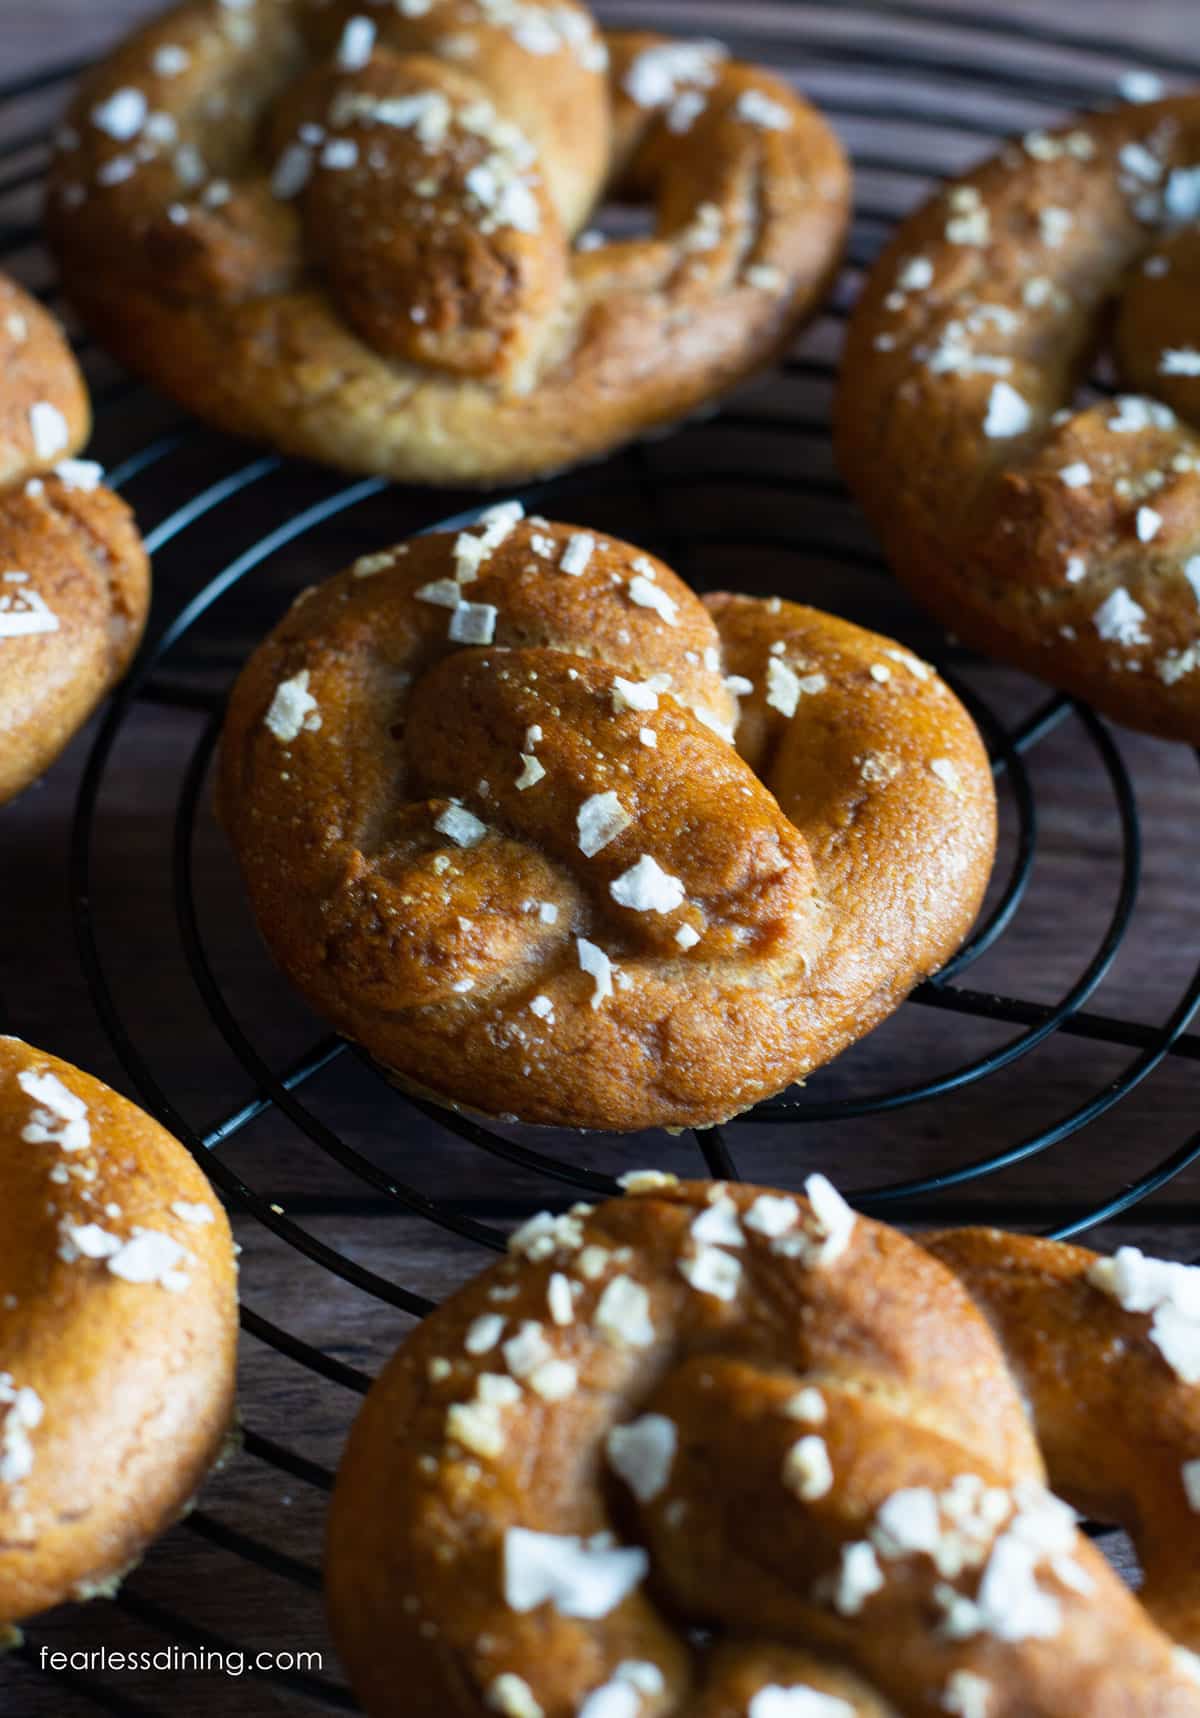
[4,3,1200,1713]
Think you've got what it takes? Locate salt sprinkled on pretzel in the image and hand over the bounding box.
[47,0,850,485]
[837,91,1200,744]
[328,1176,1200,1716]
[0,1037,237,1624]
[216,513,995,1131]
[0,275,149,806]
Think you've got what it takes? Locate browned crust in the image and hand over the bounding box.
[216,518,995,1132]
[0,1038,239,1623]
[326,1179,1200,1717]
[46,3,850,485]
[835,96,1200,744]
[0,273,150,807]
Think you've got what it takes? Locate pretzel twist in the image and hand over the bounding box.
[836,95,1200,743]
[46,0,849,485]
[216,513,994,1131]
[0,275,149,806]
[327,1178,1200,1718]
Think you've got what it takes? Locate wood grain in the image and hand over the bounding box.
[2,3,1199,1712]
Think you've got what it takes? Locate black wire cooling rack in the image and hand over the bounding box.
[5,2,1200,1712]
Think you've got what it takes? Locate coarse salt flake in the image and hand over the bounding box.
[415,578,463,608]
[679,1244,742,1301]
[516,754,546,790]
[560,533,595,576]
[983,381,1031,439]
[612,676,661,714]
[623,40,725,109]
[17,1068,89,1152]
[579,1665,665,1718]
[1161,348,1200,376]
[744,1193,799,1238]
[783,1435,833,1501]
[607,1414,677,1502]
[29,402,70,462]
[691,1197,743,1248]
[486,1673,543,1718]
[627,576,678,625]
[749,1690,855,1718]
[784,1387,826,1424]
[735,88,792,130]
[1093,587,1149,647]
[804,1173,856,1265]
[609,855,685,914]
[1088,1246,1200,1382]
[436,804,488,847]
[321,137,359,170]
[153,44,190,77]
[577,791,632,856]
[465,1313,505,1355]
[264,670,321,742]
[1183,1461,1200,1512]
[448,602,498,645]
[336,15,376,69]
[92,87,147,140]
[594,1275,655,1347]
[942,1671,993,1718]
[271,142,312,199]
[170,1200,214,1226]
[503,1528,648,1618]
[577,937,614,1008]
[1137,506,1163,542]
[832,1541,885,1615]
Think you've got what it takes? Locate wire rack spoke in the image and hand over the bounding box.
[182,1513,324,1595]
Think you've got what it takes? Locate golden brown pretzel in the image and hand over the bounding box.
[0,1037,238,1624]
[216,511,995,1131]
[326,1176,1200,1718]
[0,275,149,807]
[836,95,1200,743]
[46,1,849,486]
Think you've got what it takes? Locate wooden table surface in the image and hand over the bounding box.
[3,2,1199,1713]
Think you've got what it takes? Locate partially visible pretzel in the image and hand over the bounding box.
[47,1,849,486]
[216,510,994,1131]
[0,1037,238,1624]
[327,1175,1200,1718]
[836,95,1200,744]
[0,275,149,807]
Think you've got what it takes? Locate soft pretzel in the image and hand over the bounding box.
[0,275,149,807]
[836,95,1200,744]
[215,509,995,1131]
[326,1174,1200,1718]
[0,1037,238,1624]
[46,1,849,486]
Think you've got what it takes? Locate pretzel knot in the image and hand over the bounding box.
[0,274,148,807]
[327,1177,1200,1718]
[47,0,850,485]
[218,510,995,1130]
[837,96,1200,745]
